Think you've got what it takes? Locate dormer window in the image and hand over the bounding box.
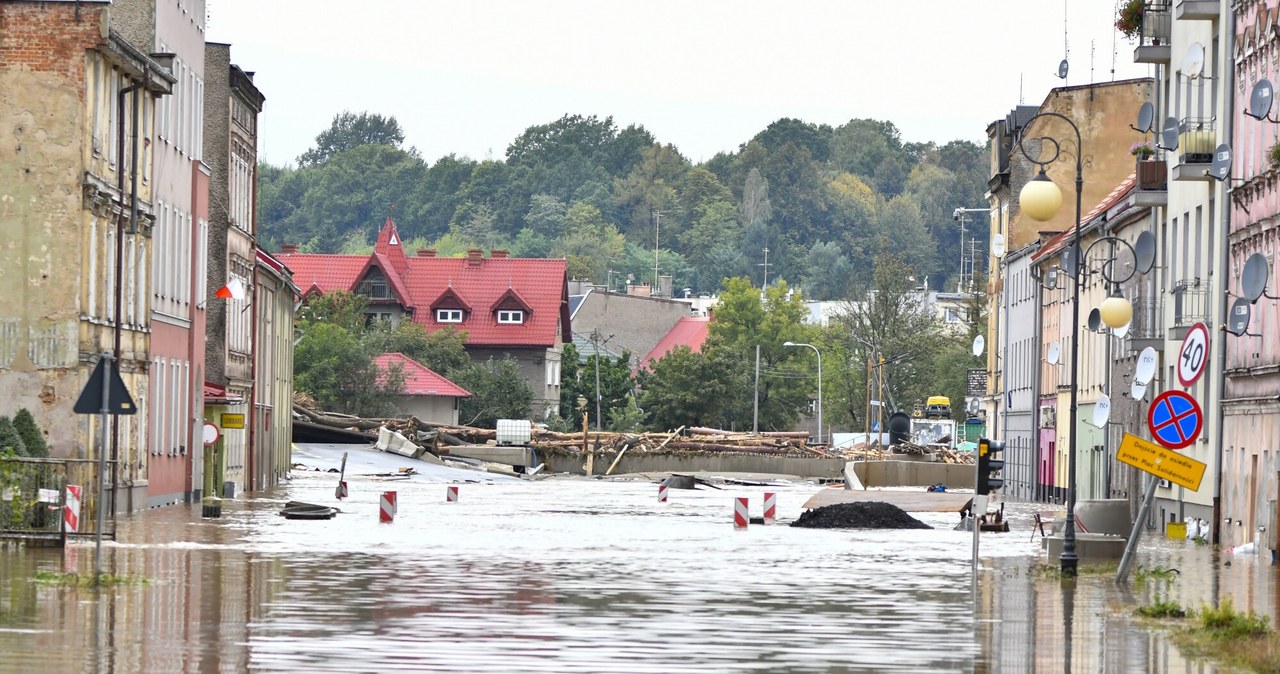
[437,309,463,323]
[357,271,391,300]
[497,309,525,324]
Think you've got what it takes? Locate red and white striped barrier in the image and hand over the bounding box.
[763,492,777,523]
[379,491,397,523]
[335,481,348,500]
[446,485,459,503]
[734,497,749,529]
[658,484,668,503]
[64,485,81,534]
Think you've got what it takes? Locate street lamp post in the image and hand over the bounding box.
[1017,113,1136,577]
[784,341,822,445]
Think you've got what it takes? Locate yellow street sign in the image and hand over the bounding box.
[220,413,245,429]
[1117,432,1206,491]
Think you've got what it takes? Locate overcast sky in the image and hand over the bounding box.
[206,1,1152,167]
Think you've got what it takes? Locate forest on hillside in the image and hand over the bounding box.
[257,112,991,299]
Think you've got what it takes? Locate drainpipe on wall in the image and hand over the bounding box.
[1211,9,1236,547]
[112,77,143,510]
[247,279,258,492]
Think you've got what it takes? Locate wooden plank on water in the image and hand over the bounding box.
[802,488,974,512]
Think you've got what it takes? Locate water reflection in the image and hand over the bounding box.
[0,475,1267,673]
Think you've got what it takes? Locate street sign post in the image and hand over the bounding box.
[1147,390,1203,450]
[1177,322,1209,387]
[1116,433,1207,491]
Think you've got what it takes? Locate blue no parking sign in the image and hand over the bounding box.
[1147,390,1203,450]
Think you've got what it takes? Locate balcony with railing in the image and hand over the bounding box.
[1128,295,1165,350]
[1134,2,1172,64]
[1173,118,1217,181]
[1134,152,1167,206]
[1171,279,1212,339]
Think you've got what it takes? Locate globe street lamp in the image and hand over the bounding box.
[784,341,822,445]
[1016,113,1136,576]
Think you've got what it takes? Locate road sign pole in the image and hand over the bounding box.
[94,352,111,582]
[1116,474,1160,584]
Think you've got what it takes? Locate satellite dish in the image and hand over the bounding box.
[1114,321,1131,339]
[1210,144,1233,181]
[1058,59,1069,79]
[991,234,1006,258]
[1242,252,1271,302]
[1227,297,1253,336]
[1134,230,1156,274]
[1248,79,1275,120]
[1135,347,1157,385]
[973,334,985,357]
[1136,102,1155,133]
[1131,380,1148,401]
[1184,42,1205,79]
[1160,117,1180,151]
[1061,245,1078,278]
[1087,308,1102,332]
[1092,395,1112,428]
[1047,341,1061,365]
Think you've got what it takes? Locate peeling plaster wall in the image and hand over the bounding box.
[0,3,108,455]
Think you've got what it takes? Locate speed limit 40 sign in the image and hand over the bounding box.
[1177,321,1209,387]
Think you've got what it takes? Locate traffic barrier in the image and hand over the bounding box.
[64,485,81,534]
[763,492,777,523]
[658,484,668,503]
[335,481,348,500]
[734,497,749,529]
[379,491,397,523]
[446,485,459,503]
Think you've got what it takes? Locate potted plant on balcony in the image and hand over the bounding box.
[1116,0,1144,40]
[1133,141,1163,190]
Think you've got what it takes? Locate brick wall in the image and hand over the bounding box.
[0,3,106,96]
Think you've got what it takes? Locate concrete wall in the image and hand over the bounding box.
[572,291,689,366]
[392,395,459,426]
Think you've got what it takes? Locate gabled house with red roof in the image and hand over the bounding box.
[279,218,571,417]
[373,353,470,425]
[642,316,711,371]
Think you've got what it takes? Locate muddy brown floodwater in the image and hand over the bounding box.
[0,468,1273,673]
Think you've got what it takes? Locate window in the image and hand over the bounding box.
[497,310,524,324]
[437,309,463,323]
[944,307,961,323]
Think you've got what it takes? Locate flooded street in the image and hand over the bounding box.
[1,458,1276,673]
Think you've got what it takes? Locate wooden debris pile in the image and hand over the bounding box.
[291,400,975,464]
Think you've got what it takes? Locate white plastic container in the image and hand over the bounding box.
[496,419,532,446]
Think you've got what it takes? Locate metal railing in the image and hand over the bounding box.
[0,457,116,543]
[1130,296,1165,340]
[1140,2,1171,47]
[1172,279,1212,327]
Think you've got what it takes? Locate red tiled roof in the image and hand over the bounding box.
[373,353,470,398]
[643,316,710,369]
[278,219,571,347]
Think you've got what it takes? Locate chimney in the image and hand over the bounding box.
[280,243,299,254]
[466,248,484,266]
[490,249,509,259]
[417,248,437,257]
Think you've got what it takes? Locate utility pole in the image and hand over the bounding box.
[753,345,760,434]
[652,208,662,295]
[758,247,771,295]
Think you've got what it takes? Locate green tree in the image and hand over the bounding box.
[0,416,27,457]
[454,357,535,427]
[298,111,408,167]
[638,346,750,430]
[553,202,625,282]
[293,323,404,417]
[703,277,815,431]
[299,290,371,333]
[12,409,47,458]
[558,337,635,429]
[826,255,947,430]
[385,322,470,376]
[799,241,855,301]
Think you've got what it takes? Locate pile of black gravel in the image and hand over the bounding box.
[790,502,932,530]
